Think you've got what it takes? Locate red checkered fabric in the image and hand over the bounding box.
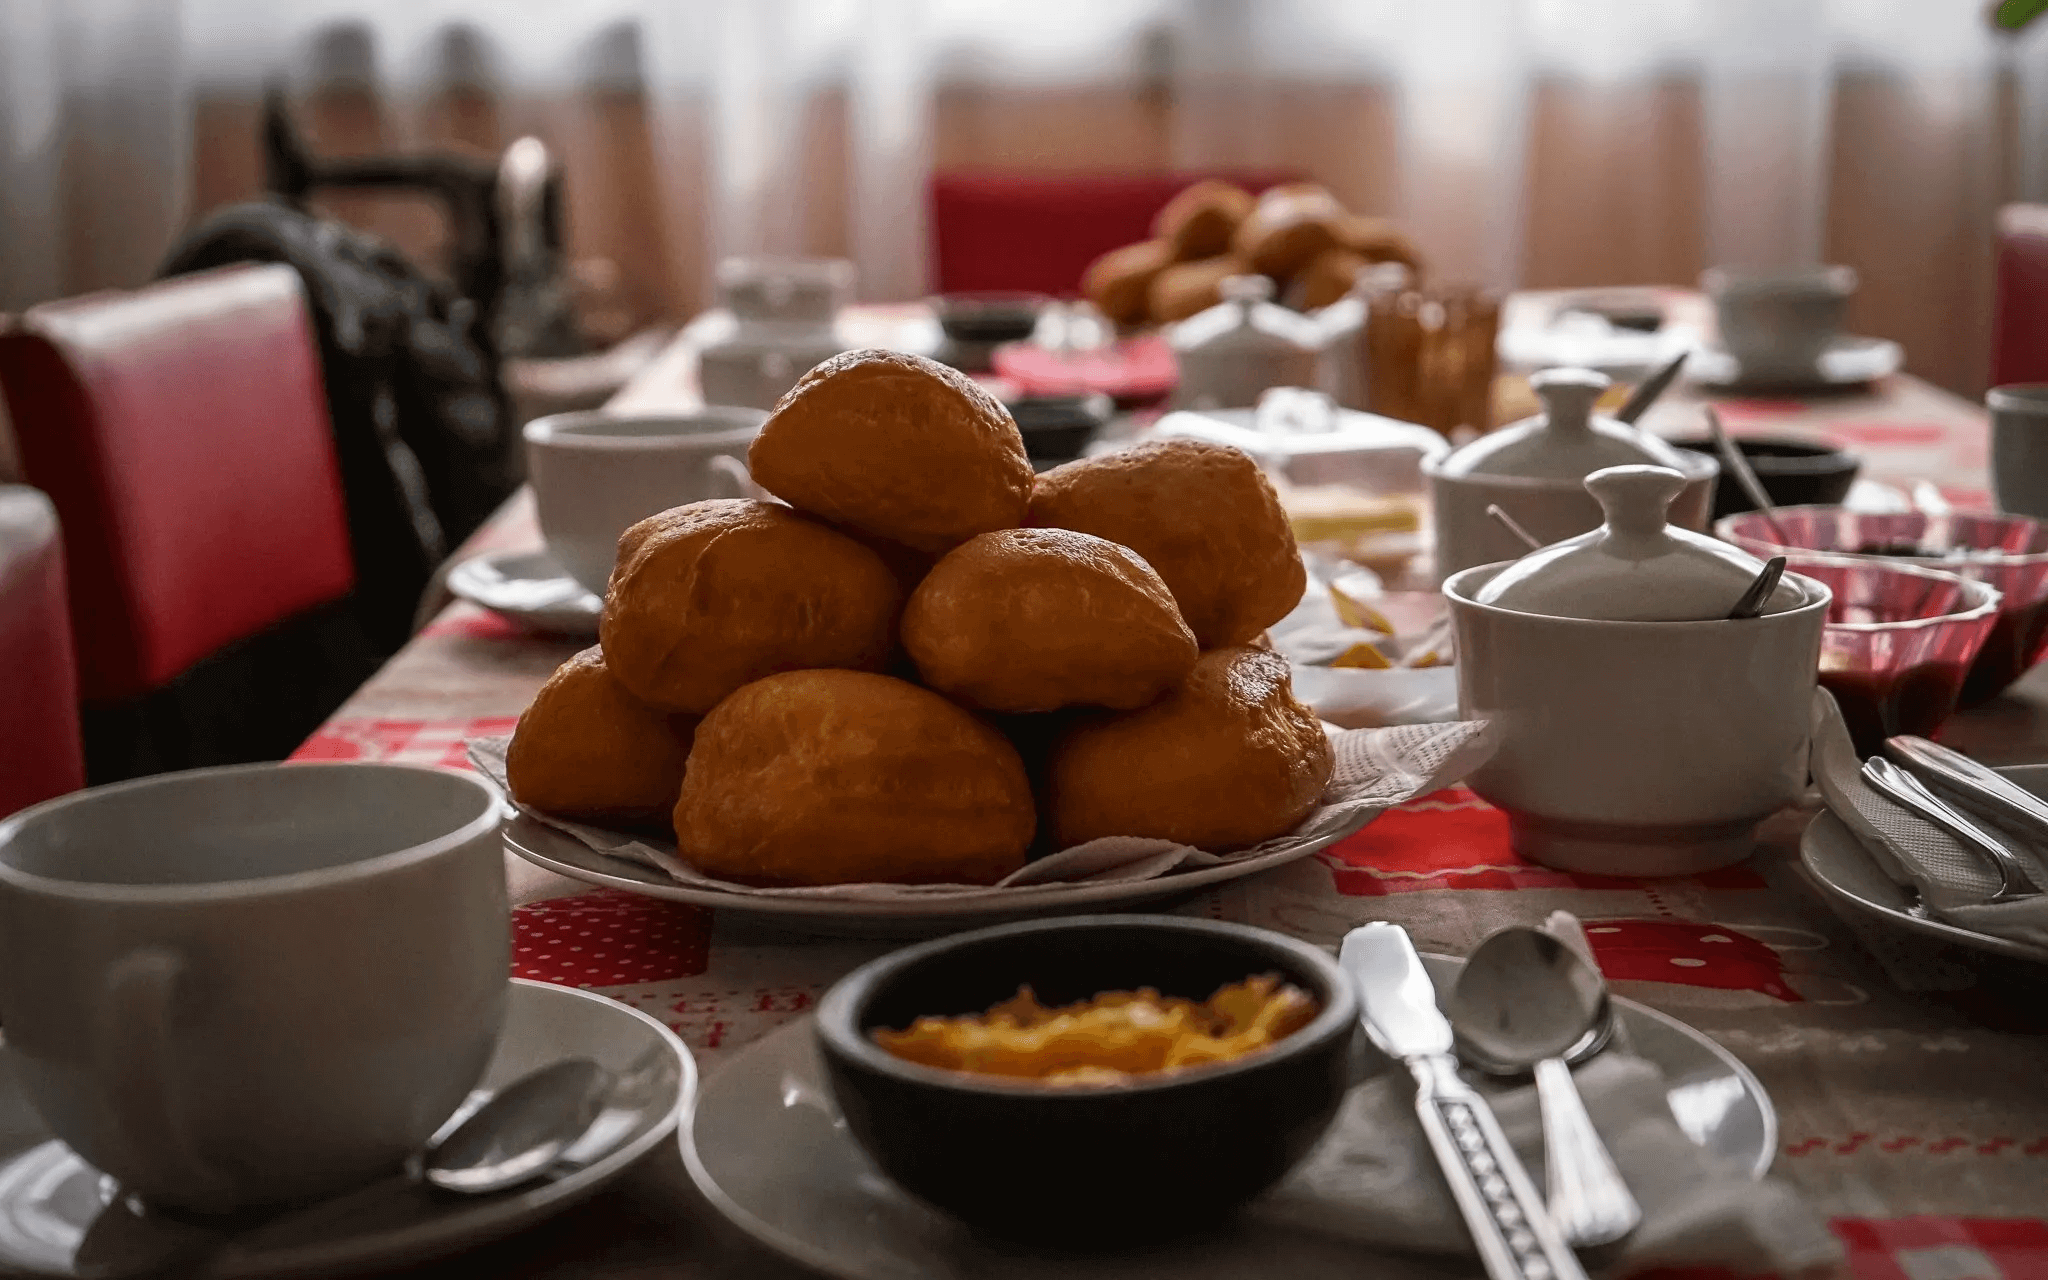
[290,716,519,770]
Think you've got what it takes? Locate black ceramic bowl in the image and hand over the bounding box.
[933,291,1050,344]
[1008,393,1112,465]
[1668,434,1861,521]
[814,915,1357,1245]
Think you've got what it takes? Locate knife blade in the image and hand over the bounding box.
[1341,924,1589,1280]
[1885,735,2048,849]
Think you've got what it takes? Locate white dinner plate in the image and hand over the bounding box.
[0,980,693,1279]
[448,549,602,637]
[681,954,1775,1280]
[1799,763,2048,966]
[1687,335,1903,392]
[503,811,1371,940]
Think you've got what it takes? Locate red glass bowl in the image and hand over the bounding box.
[1781,554,2000,757]
[1720,507,2048,705]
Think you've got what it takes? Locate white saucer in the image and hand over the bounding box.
[503,812,1366,940]
[682,954,1775,1280]
[448,550,602,637]
[1688,336,1903,392]
[1800,764,2048,967]
[0,979,694,1279]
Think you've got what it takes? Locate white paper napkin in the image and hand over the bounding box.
[1252,1052,1839,1278]
[467,717,1498,902]
[1808,688,2048,947]
[1271,554,1461,729]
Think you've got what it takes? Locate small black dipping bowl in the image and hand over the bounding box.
[1009,393,1112,466]
[1669,434,1862,521]
[814,915,1357,1246]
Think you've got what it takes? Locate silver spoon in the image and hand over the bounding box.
[425,1057,616,1194]
[1448,928,1642,1249]
[1860,757,2042,904]
[1726,555,1787,620]
[1486,503,1544,553]
[1614,349,1688,426]
[1704,406,1788,544]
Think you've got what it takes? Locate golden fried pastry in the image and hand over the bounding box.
[507,647,696,826]
[747,349,1033,555]
[1232,183,1344,279]
[1082,239,1174,328]
[1047,647,1332,851]
[600,499,901,714]
[1334,214,1421,272]
[1149,255,1255,324]
[674,670,1035,886]
[1152,181,1256,262]
[1295,247,1366,310]
[1028,438,1306,648]
[902,528,1198,714]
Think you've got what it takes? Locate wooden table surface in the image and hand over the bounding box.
[312,302,2048,1280]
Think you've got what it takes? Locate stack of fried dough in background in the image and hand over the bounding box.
[507,349,1335,888]
[1082,180,1423,328]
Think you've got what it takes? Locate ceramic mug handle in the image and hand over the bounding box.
[707,454,762,501]
[95,947,234,1208]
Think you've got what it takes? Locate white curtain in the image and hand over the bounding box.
[3,0,2047,314]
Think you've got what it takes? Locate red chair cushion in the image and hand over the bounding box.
[929,170,1305,298]
[0,485,85,815]
[0,264,356,703]
[1993,204,2048,387]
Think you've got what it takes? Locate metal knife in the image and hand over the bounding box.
[1340,923,1589,1280]
[1885,735,2048,849]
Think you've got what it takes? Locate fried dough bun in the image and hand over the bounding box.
[1047,648,1332,851]
[747,349,1033,555]
[1334,214,1422,272]
[1296,247,1366,310]
[1152,180,1256,261]
[674,670,1035,886]
[507,647,696,826]
[1232,183,1344,279]
[1027,438,1306,649]
[1149,255,1255,324]
[902,528,1198,714]
[599,499,901,714]
[1083,239,1174,328]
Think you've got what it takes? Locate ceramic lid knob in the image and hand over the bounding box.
[1221,274,1277,306]
[1584,464,1687,538]
[1527,367,1611,437]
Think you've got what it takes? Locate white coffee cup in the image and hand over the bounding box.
[1989,384,2048,520]
[1702,265,1857,380]
[0,762,509,1214]
[524,408,769,596]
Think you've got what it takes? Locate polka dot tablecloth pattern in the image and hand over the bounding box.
[512,889,711,987]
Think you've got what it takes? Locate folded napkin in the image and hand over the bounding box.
[466,717,1497,902]
[1251,911,1838,1278]
[1251,1053,1839,1279]
[1271,554,1460,730]
[1808,688,2048,948]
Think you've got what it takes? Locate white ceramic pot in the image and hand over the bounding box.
[1427,449,1718,583]
[1702,265,1856,381]
[716,256,854,326]
[698,322,848,412]
[1444,563,1830,876]
[525,407,768,596]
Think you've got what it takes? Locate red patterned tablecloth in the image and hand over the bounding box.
[297,303,2048,1279]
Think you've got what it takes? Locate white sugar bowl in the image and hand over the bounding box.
[1425,366,1718,581]
[1444,464,1830,876]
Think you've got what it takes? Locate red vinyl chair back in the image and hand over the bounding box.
[1993,204,2048,387]
[0,485,85,816]
[929,170,1305,297]
[0,264,356,704]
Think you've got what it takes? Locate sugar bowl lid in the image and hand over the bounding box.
[1167,274,1325,357]
[1474,464,1802,621]
[1435,367,1693,482]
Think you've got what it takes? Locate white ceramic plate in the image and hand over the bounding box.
[448,549,602,637]
[503,812,1369,940]
[681,954,1776,1280]
[1688,336,1903,392]
[0,980,693,1279]
[1800,763,2048,966]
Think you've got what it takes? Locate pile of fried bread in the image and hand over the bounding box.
[1083,180,1421,328]
[507,349,1335,888]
